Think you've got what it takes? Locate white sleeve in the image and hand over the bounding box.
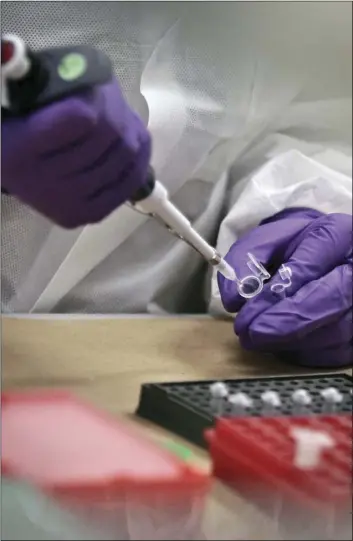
[208,147,352,316]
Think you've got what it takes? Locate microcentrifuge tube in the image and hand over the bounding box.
[290,426,336,538]
[291,389,312,415]
[320,387,343,413]
[228,392,253,416]
[271,264,292,295]
[271,491,283,539]
[261,390,282,415]
[236,252,270,300]
[210,382,228,416]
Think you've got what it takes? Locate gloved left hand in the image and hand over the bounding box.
[218,208,352,367]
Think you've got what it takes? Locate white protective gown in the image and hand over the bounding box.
[1,2,352,315]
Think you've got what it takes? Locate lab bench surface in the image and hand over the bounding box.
[2,316,351,539]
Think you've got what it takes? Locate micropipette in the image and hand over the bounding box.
[2,34,237,283]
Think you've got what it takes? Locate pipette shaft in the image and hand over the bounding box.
[133,179,237,281]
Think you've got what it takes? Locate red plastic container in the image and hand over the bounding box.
[2,390,210,540]
[206,414,352,539]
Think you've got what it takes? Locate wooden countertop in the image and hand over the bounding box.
[2,316,323,414]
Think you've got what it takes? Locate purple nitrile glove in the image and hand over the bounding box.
[218,208,353,368]
[1,78,151,228]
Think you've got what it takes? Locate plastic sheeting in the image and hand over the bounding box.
[1,2,352,314]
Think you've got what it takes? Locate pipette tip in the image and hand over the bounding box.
[216,259,237,281]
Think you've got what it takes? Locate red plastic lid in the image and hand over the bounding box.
[2,391,208,499]
[208,415,352,504]
[1,40,14,65]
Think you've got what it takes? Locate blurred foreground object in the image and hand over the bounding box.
[2,390,210,540]
[1,477,104,540]
[207,414,352,540]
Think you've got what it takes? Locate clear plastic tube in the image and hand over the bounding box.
[235,254,293,300]
[270,264,292,294]
[236,253,271,299]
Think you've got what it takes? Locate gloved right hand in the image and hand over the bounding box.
[1,78,151,228]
